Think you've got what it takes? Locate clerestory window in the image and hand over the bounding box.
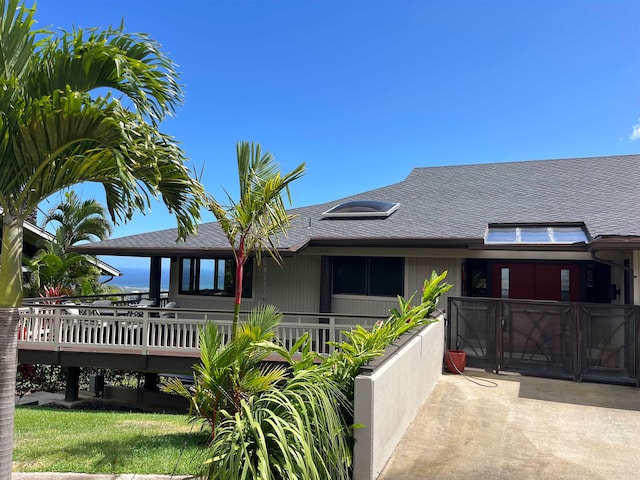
[484,224,589,245]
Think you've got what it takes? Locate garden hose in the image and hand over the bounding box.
[443,312,498,388]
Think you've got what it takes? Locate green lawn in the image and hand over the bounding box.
[13,406,209,475]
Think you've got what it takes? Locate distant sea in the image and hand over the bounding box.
[102,267,170,293]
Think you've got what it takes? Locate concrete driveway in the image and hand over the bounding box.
[378,370,640,480]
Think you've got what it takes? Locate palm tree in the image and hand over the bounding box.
[20,190,114,296]
[24,245,100,296]
[42,190,113,250]
[0,0,204,475]
[208,141,305,338]
[163,305,289,441]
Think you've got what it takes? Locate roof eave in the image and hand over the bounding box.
[308,237,484,248]
[589,236,640,250]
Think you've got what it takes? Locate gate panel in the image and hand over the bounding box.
[500,300,575,380]
[578,304,638,385]
[448,297,639,387]
[448,297,498,368]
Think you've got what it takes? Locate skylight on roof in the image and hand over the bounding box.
[485,224,590,245]
[322,200,400,219]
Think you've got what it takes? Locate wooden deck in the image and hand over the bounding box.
[17,303,384,373]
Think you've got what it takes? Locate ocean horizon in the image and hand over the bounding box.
[102,266,170,291]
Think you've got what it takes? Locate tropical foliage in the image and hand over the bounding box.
[162,305,289,440]
[24,243,99,297]
[24,190,114,297]
[0,0,203,475]
[324,270,453,398]
[169,271,452,479]
[42,190,113,249]
[207,142,305,337]
[206,370,352,480]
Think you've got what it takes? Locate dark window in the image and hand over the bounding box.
[179,257,252,297]
[332,256,403,297]
[465,260,489,297]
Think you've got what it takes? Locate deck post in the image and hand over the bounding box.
[144,372,159,391]
[149,256,162,305]
[64,366,80,401]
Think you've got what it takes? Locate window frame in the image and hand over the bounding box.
[332,256,404,298]
[179,257,253,298]
[484,224,590,245]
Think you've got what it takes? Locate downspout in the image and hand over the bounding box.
[589,248,635,275]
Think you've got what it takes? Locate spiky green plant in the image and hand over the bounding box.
[324,270,453,397]
[162,305,288,440]
[208,142,305,339]
[205,370,352,480]
[174,272,453,478]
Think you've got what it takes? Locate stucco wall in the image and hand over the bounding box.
[352,318,444,480]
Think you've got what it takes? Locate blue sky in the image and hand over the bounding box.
[33,0,640,270]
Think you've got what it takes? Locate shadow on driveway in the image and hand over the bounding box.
[378,370,640,480]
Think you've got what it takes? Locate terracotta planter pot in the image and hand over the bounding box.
[445,350,466,374]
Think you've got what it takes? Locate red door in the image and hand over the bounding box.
[492,263,580,301]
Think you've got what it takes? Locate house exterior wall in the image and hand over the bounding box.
[331,257,461,316]
[168,256,256,311]
[167,247,639,312]
[169,255,322,312]
[405,256,462,306]
[168,251,461,316]
[255,256,321,312]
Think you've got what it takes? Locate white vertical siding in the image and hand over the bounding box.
[331,296,398,316]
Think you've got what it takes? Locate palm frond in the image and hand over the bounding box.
[29,25,181,125]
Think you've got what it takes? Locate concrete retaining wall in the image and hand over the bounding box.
[352,318,444,480]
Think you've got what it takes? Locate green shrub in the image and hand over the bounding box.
[205,370,351,480]
[173,271,452,479]
[322,270,452,397]
[162,305,288,439]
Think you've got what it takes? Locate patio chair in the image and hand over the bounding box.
[62,301,80,317]
[159,301,178,318]
[131,298,156,308]
[126,298,156,317]
[92,300,114,316]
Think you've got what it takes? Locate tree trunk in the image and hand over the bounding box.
[0,307,19,478]
[0,214,25,476]
[232,240,246,339]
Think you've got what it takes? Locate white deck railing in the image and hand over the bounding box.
[18,304,385,357]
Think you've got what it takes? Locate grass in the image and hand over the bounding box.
[13,405,209,475]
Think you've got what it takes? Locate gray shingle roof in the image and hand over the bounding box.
[72,154,640,256]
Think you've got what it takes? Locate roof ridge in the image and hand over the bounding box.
[411,153,640,171]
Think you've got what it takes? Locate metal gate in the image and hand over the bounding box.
[447,297,639,386]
